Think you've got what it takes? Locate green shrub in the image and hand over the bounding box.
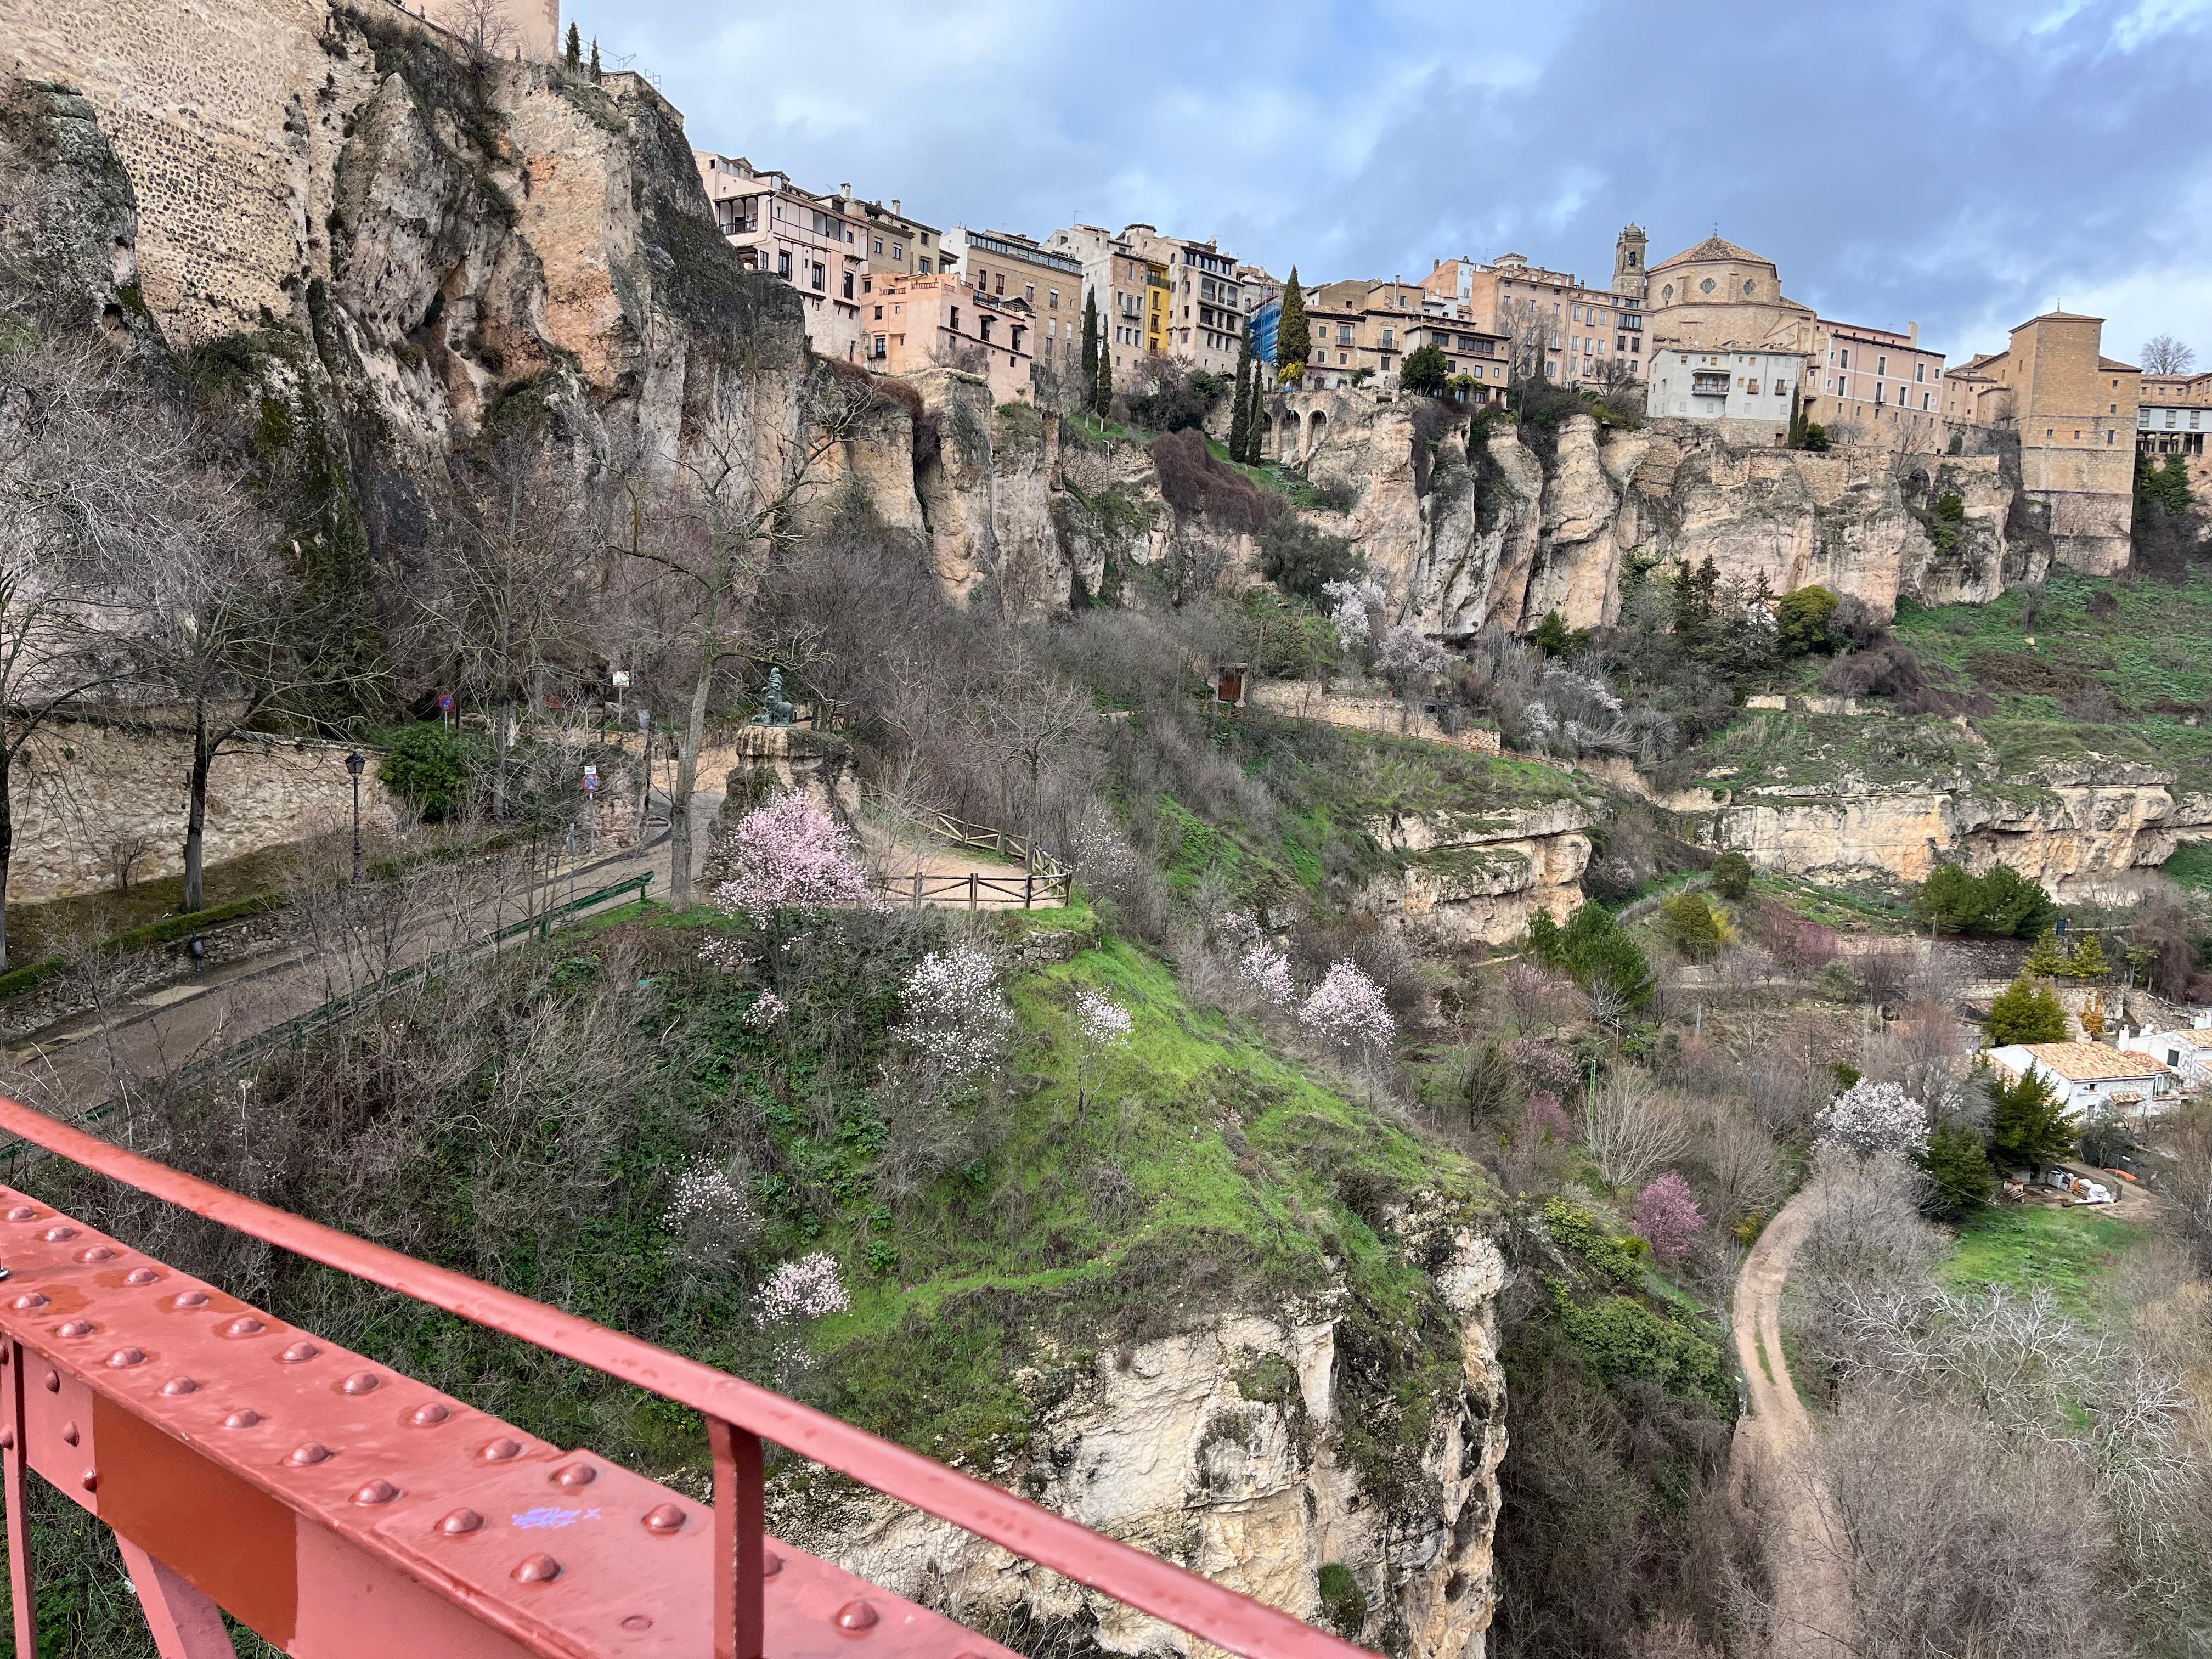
[1776,585,1840,655]
[1552,1286,1730,1408]
[1710,849,1753,900]
[1658,892,1728,959]
[381,724,471,821]
[1317,1564,1367,1639]
[1542,1198,1643,1283]
[1528,903,1654,1007]
[1919,1121,1995,1220]
[1987,1062,2080,1168]
[1398,343,1451,396]
[1257,515,1360,601]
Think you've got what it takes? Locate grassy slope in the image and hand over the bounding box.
[1942,1204,2147,1323]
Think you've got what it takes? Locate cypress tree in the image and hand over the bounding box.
[1277,268,1309,384]
[589,38,602,80]
[565,21,582,71]
[1229,331,1254,460]
[1093,329,1113,419]
[1080,290,1099,390]
[1243,359,1266,463]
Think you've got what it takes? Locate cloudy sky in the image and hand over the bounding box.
[567,0,2212,368]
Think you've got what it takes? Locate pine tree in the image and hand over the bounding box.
[589,38,602,81]
[1987,1064,2080,1170]
[1918,1121,1995,1220]
[1080,290,1099,391]
[2066,933,2109,980]
[565,21,581,71]
[1986,972,2069,1046]
[1093,330,1113,420]
[2023,928,2069,977]
[1229,331,1255,460]
[1276,268,1309,385]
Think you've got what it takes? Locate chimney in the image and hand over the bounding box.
[892,199,901,215]
[1908,320,1919,344]
[840,183,851,198]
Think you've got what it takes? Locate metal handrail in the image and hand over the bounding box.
[0,1093,1369,1659]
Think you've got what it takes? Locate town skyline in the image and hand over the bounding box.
[567,0,2212,368]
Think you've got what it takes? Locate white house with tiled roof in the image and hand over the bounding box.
[2118,1026,2212,1092]
[1986,1042,2178,1114]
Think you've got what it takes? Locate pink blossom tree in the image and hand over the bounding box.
[1632,1171,1705,1265]
[754,1250,850,1388]
[701,791,881,990]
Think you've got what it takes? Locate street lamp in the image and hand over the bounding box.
[345,751,365,884]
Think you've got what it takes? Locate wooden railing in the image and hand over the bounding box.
[920,812,1067,879]
[878,870,1071,910]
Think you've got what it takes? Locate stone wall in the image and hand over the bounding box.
[9,719,398,901]
[1247,681,1502,754]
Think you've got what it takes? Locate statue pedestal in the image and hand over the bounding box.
[720,726,861,829]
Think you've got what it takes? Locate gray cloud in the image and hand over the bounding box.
[569,0,2212,365]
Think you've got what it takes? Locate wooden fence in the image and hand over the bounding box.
[922,812,1068,880]
[878,869,1072,910]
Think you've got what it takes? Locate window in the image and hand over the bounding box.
[1049,287,1060,309]
[994,273,1005,296]
[873,238,884,255]
[918,257,932,274]
[1915,362,1926,382]
[1339,324,1352,344]
[950,307,960,332]
[842,270,854,300]
[777,251,792,279]
[1878,355,1888,376]
[891,242,905,262]
[1837,375,1848,397]
[873,305,883,320]
[1024,283,1035,303]
[811,262,826,291]
[1382,328,1395,348]
[980,316,994,342]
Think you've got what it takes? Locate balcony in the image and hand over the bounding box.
[1691,374,1730,397]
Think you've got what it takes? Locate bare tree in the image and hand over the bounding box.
[612,364,877,909]
[1579,1068,1690,1190]
[975,651,1092,872]
[0,315,249,955]
[444,0,517,65]
[1497,294,1553,389]
[2140,334,2197,376]
[419,444,594,819]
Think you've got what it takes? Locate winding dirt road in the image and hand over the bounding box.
[1731,1185,1856,1658]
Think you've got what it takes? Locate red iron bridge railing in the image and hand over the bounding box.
[0,1093,1375,1659]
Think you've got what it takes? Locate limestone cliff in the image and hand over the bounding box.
[773,1231,1509,1659]
[1358,799,1597,946]
[1646,713,2212,902]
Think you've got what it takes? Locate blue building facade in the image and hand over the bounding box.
[1248,297,1282,367]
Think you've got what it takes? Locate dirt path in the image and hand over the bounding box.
[857,820,1066,911]
[1731,1184,1856,1659]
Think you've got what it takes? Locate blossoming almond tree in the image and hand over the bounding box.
[754,1250,850,1389]
[1816,1079,1930,1161]
[701,790,881,986]
[895,943,1014,1081]
[1073,987,1133,1121]
[1298,959,1396,1060]
[1632,1171,1705,1265]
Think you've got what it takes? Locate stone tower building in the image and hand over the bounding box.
[1612,224,1647,301]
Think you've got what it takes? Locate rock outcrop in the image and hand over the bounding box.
[1358,798,1598,945]
[774,1233,1509,1659]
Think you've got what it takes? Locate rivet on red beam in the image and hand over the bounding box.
[57,1319,93,1338]
[834,1600,881,1633]
[76,1246,115,1263]
[621,1615,653,1632]
[765,1550,784,1576]
[278,1341,319,1364]
[11,1293,47,1312]
[1,1427,13,1452]
[551,1462,596,1488]
[437,1507,484,1536]
[641,1503,686,1534]
[5,1206,40,1222]
[81,1468,98,1492]
[409,1403,450,1426]
[224,1410,262,1430]
[41,1369,58,1392]
[41,1226,76,1242]
[478,1437,522,1462]
[512,1554,561,1584]
[124,1268,159,1286]
[61,1423,78,1447]
[352,1479,399,1506]
[108,1347,146,1368]
[220,1316,266,1339]
[288,1443,332,1466]
[171,1290,210,1310]
[341,1371,380,1395]
[162,1378,199,1396]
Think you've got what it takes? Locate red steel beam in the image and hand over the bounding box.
[0,1094,1375,1659]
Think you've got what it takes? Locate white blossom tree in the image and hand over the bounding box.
[1297,959,1395,1059]
[1818,1079,1931,1161]
[895,943,1014,1081]
[1072,987,1132,1120]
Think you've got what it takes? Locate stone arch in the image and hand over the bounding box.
[1259,411,1276,460]
[1306,408,1329,456]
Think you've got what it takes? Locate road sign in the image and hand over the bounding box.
[583,770,601,793]
[437,692,455,712]
[611,669,631,689]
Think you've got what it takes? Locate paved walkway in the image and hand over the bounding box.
[2,790,722,1117]
[1731,1184,1857,1659]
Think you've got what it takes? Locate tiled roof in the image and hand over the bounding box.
[2021,1042,2168,1081]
